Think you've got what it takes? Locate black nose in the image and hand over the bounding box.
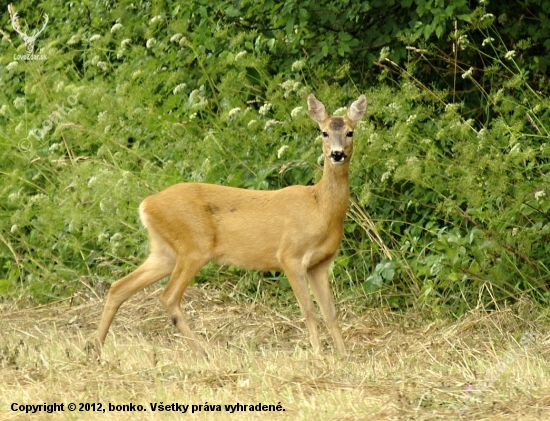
[330,151,346,162]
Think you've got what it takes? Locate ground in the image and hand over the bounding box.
[1,285,549,420]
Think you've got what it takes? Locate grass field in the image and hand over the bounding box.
[1,285,549,420]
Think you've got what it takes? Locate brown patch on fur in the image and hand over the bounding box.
[206,204,219,215]
[329,117,344,131]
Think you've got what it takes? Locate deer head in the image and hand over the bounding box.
[307,94,367,166]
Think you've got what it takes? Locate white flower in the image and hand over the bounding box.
[0,104,8,116]
[482,37,494,47]
[173,83,186,94]
[385,159,398,171]
[333,107,347,116]
[445,103,461,113]
[13,97,26,110]
[88,176,97,187]
[67,35,80,45]
[146,38,156,48]
[291,60,305,71]
[535,190,546,201]
[264,119,279,130]
[110,232,123,242]
[259,102,272,115]
[188,89,200,103]
[458,34,469,50]
[247,119,257,127]
[170,33,183,43]
[98,233,109,243]
[8,192,20,202]
[406,114,417,124]
[234,51,247,61]
[132,70,143,79]
[6,61,18,71]
[277,145,289,158]
[367,133,379,144]
[504,50,516,60]
[89,34,101,42]
[98,111,108,121]
[111,23,123,33]
[97,61,108,71]
[179,37,189,47]
[228,107,241,118]
[121,38,132,48]
[388,102,401,111]
[481,13,495,21]
[290,106,303,118]
[10,225,18,234]
[150,15,163,24]
[511,227,518,236]
[280,80,294,90]
[381,171,392,182]
[378,46,390,62]
[462,67,474,79]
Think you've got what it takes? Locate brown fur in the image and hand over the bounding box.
[95,94,367,358]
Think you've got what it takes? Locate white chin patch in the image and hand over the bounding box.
[330,157,346,165]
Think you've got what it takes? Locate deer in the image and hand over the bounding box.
[95,94,367,358]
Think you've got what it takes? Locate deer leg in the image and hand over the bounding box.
[308,260,346,355]
[281,258,321,353]
[159,254,208,358]
[96,252,175,354]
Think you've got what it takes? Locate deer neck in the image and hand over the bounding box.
[314,156,350,220]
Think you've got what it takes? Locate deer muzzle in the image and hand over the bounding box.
[330,150,347,164]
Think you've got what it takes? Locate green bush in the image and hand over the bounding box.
[1,0,549,312]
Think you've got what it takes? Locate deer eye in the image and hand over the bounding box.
[322,131,329,138]
[346,131,354,137]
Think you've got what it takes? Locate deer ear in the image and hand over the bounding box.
[346,95,367,124]
[307,94,329,123]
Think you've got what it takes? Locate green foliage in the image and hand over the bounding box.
[0,0,549,313]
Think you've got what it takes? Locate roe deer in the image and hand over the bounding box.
[95,94,367,357]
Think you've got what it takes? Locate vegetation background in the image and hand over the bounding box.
[1,1,550,420]
[1,0,550,314]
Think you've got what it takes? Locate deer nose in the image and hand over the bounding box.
[330,150,346,163]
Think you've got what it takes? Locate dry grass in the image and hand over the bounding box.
[1,286,549,420]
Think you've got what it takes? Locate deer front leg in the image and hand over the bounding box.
[281,258,321,353]
[308,259,346,355]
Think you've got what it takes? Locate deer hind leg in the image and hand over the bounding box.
[307,259,346,355]
[281,258,321,353]
[159,252,208,358]
[95,233,176,354]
